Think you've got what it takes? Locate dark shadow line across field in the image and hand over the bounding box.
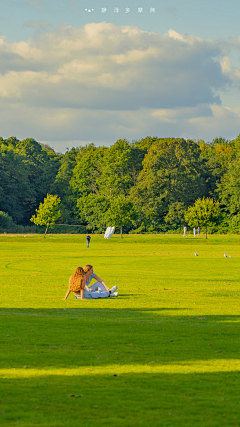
[1,367,240,425]
[0,307,189,315]
[1,308,240,317]
[1,371,240,418]
[1,371,240,427]
[1,309,240,369]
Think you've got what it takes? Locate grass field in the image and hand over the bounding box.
[1,233,240,426]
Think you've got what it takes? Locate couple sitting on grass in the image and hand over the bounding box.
[64,264,119,300]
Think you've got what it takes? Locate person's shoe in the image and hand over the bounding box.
[109,292,119,297]
[110,285,117,293]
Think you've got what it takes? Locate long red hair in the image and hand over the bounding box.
[69,267,85,292]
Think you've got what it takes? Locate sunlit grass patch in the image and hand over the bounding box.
[1,234,240,426]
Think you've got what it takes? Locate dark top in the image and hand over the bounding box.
[86,235,91,242]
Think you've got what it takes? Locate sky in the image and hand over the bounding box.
[1,0,240,152]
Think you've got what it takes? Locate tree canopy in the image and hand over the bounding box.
[1,134,240,234]
[104,195,136,238]
[30,194,61,237]
[185,197,221,238]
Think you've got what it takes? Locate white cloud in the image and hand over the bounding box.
[1,103,240,154]
[220,55,240,81]
[0,23,229,108]
[0,23,239,149]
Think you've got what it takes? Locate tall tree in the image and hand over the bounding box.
[0,142,33,224]
[185,197,220,239]
[53,148,79,224]
[77,194,110,233]
[198,137,235,198]
[0,137,61,224]
[73,140,140,232]
[164,202,186,231]
[97,139,134,197]
[131,138,208,231]
[104,195,136,238]
[31,194,61,237]
[70,144,106,197]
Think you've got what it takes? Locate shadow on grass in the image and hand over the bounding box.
[0,370,240,426]
[1,309,240,425]
[0,308,240,368]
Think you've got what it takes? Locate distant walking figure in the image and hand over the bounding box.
[183,226,187,237]
[197,227,200,237]
[193,227,196,237]
[86,234,91,248]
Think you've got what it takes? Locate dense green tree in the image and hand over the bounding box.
[3,133,240,234]
[198,137,235,198]
[185,197,220,239]
[77,194,110,233]
[70,144,107,197]
[216,158,240,232]
[217,160,240,214]
[104,195,136,238]
[212,135,240,232]
[0,143,33,223]
[53,148,80,224]
[131,138,208,231]
[10,138,61,203]
[0,138,61,224]
[31,194,61,237]
[164,202,187,231]
[54,148,79,196]
[73,140,142,231]
[0,211,15,231]
[97,139,134,197]
[133,136,158,152]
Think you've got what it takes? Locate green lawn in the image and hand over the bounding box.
[1,234,240,426]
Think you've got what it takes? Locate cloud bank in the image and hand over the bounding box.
[0,22,239,151]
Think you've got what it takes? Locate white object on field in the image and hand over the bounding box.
[229,255,233,258]
[104,226,115,239]
[224,253,228,257]
[194,253,198,256]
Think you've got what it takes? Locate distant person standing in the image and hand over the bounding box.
[183,226,187,237]
[193,227,196,237]
[86,234,91,248]
[197,227,200,237]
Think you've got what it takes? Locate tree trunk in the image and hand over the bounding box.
[120,226,123,239]
[205,227,207,239]
[44,225,49,238]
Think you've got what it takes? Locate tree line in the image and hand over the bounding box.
[0,135,240,234]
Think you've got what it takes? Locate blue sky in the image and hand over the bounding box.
[1,0,240,41]
[0,0,240,151]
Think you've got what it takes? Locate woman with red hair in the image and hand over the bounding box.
[63,266,118,300]
[63,267,85,300]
